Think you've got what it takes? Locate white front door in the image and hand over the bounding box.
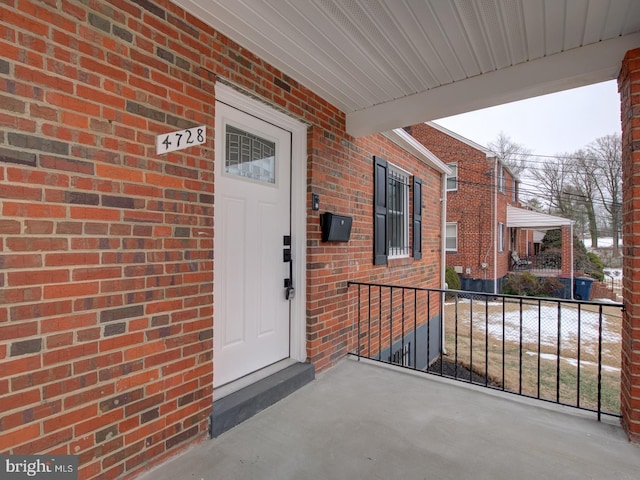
[214,101,292,387]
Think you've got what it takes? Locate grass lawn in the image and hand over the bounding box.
[443,297,622,414]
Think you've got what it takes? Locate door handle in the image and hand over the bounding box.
[283,235,293,300]
[284,278,295,300]
[286,286,295,300]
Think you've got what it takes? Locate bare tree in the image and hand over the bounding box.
[530,155,575,217]
[588,134,622,256]
[524,197,544,212]
[488,132,531,177]
[568,149,600,247]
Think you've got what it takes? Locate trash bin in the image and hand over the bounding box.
[574,276,594,300]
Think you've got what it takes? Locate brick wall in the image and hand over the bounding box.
[0,1,221,477]
[306,130,444,370]
[588,281,616,301]
[619,47,640,443]
[0,0,444,476]
[407,123,518,290]
[560,225,573,277]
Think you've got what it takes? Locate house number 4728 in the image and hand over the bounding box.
[156,125,206,155]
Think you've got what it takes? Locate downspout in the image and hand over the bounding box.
[493,157,498,295]
[570,223,574,300]
[441,172,448,355]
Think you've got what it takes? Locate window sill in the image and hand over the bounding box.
[388,256,413,268]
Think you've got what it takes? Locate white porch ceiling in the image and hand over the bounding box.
[173,0,640,137]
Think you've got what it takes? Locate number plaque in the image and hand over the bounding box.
[156,125,206,155]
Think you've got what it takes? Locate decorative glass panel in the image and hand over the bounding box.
[225,125,276,184]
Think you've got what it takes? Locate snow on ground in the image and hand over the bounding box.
[603,267,623,278]
[583,237,621,249]
[471,304,620,354]
[525,351,620,372]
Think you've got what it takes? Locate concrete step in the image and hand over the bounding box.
[210,362,315,438]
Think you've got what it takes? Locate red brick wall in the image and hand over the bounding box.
[0,0,444,476]
[306,130,444,370]
[408,124,517,289]
[0,1,220,477]
[561,225,572,277]
[588,281,616,301]
[619,47,640,443]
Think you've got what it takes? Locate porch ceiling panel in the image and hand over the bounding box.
[174,0,640,137]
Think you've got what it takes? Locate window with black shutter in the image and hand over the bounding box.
[413,176,422,260]
[373,156,423,264]
[373,156,388,265]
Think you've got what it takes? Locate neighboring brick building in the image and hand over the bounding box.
[407,122,575,294]
[407,122,519,293]
[0,1,448,478]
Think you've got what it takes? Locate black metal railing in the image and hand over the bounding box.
[348,281,624,420]
[511,253,562,272]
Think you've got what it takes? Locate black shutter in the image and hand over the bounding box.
[373,156,388,265]
[413,176,422,260]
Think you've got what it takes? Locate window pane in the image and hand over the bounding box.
[447,164,457,191]
[225,125,276,184]
[446,223,457,251]
[388,167,409,257]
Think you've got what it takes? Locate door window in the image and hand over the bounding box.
[225,124,276,184]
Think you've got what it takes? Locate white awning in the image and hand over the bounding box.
[507,205,573,230]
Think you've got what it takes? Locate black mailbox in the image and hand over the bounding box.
[321,213,352,242]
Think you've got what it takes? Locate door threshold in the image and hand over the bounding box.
[210,361,315,438]
[214,358,299,400]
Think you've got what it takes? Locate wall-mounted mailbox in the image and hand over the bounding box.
[321,213,353,242]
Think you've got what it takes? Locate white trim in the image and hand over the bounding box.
[422,122,521,184]
[425,121,494,156]
[570,223,574,300]
[440,172,448,355]
[493,157,498,294]
[215,82,308,364]
[381,129,451,175]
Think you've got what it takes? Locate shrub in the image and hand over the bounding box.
[501,272,564,298]
[542,229,603,280]
[445,266,461,291]
[585,252,604,281]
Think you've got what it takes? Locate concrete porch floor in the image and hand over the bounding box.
[140,357,640,480]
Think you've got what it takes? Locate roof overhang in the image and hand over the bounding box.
[173,0,640,137]
[507,205,573,231]
[425,121,496,157]
[381,129,451,176]
[346,34,640,137]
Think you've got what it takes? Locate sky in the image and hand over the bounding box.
[434,80,622,156]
